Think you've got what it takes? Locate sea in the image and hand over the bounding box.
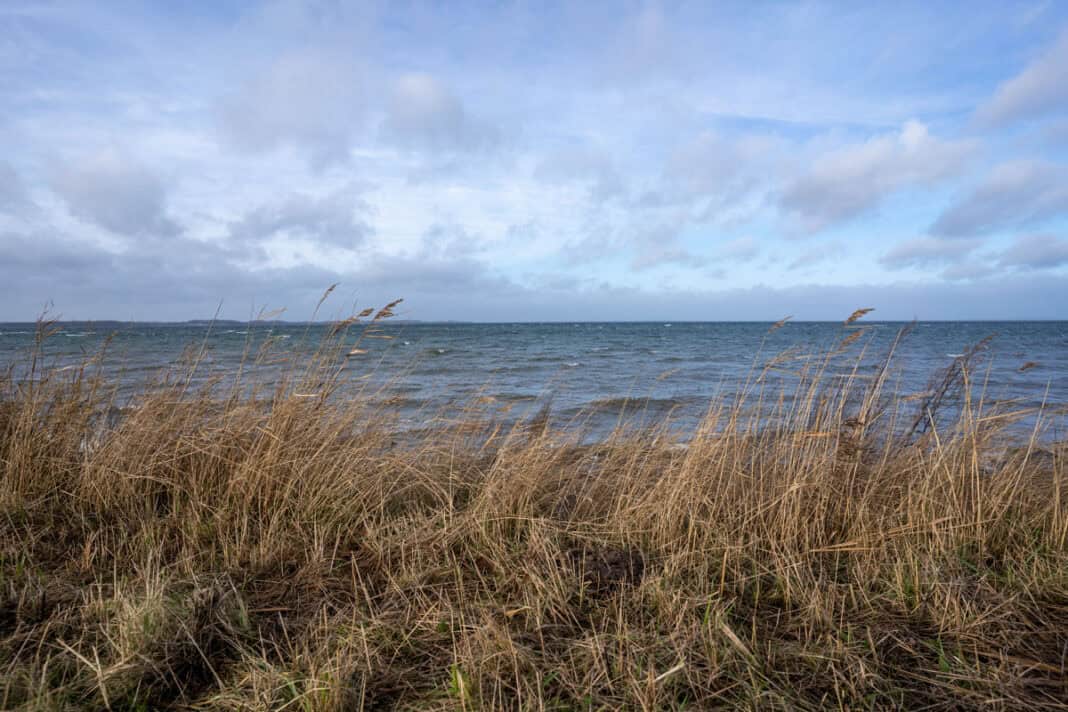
[1,321,1066,441]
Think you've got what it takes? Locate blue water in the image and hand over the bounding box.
[2,321,1066,439]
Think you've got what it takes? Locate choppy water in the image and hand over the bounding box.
[2,321,1066,439]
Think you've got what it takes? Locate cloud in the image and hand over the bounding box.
[6,3,1068,321]
[940,261,998,282]
[931,160,1068,237]
[997,234,1068,269]
[631,246,707,271]
[978,28,1068,126]
[604,3,675,83]
[229,187,374,253]
[381,73,498,154]
[7,225,1068,321]
[418,223,484,258]
[882,234,1068,280]
[1040,118,1068,147]
[780,121,973,231]
[49,150,180,239]
[533,146,624,202]
[0,230,111,279]
[879,236,983,269]
[787,245,839,270]
[0,161,31,215]
[356,252,508,295]
[0,222,509,321]
[218,49,364,164]
[667,131,780,201]
[610,219,708,271]
[717,235,760,262]
[618,133,783,256]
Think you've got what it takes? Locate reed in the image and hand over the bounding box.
[0,305,1065,710]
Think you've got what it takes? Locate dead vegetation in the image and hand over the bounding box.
[1,306,1066,710]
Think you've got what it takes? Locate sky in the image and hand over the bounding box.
[1,1,1067,322]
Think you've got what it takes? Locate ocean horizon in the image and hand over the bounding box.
[5,319,1066,441]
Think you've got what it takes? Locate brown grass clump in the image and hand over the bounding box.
[1,307,1066,710]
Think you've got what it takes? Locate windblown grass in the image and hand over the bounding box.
[1,307,1066,710]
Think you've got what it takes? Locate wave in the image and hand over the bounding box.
[372,395,430,409]
[490,392,539,402]
[380,382,424,394]
[588,396,690,413]
[486,364,543,374]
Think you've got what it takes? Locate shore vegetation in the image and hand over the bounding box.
[2,304,1066,710]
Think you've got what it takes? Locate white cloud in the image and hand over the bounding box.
[0,161,30,215]
[978,27,1068,126]
[667,131,781,199]
[533,146,624,203]
[997,234,1068,269]
[940,260,998,282]
[601,3,677,84]
[879,236,983,269]
[787,244,840,270]
[631,245,707,271]
[931,160,1068,237]
[228,186,374,255]
[780,121,974,231]
[49,149,179,239]
[717,235,761,262]
[381,73,498,154]
[218,49,364,164]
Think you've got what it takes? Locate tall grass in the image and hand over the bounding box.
[1,306,1066,710]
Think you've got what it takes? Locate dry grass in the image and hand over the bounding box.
[1,307,1067,710]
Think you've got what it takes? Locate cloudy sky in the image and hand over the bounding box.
[2,1,1067,321]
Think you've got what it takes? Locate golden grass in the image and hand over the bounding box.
[1,307,1066,710]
